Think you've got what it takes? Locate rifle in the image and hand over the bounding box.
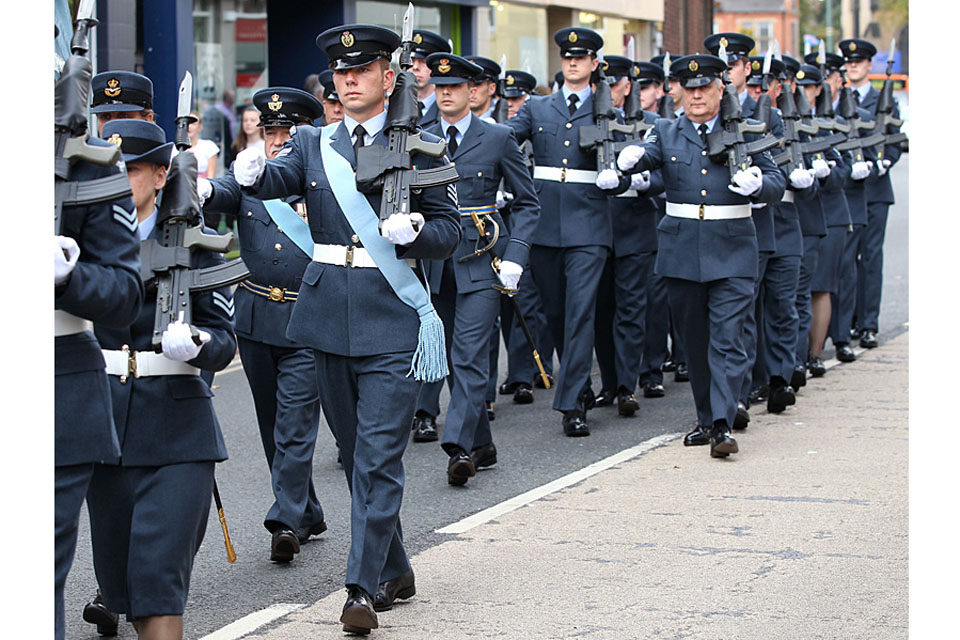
[579,52,635,175]
[355,2,460,230]
[616,38,654,147]
[141,71,250,351]
[834,77,885,164]
[656,52,676,119]
[705,42,781,180]
[492,54,509,124]
[54,0,132,234]
[871,38,908,162]
[753,47,774,128]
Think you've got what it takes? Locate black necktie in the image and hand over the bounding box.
[698,123,709,147]
[418,101,426,116]
[568,93,579,116]
[852,91,861,107]
[353,124,367,158]
[446,126,458,157]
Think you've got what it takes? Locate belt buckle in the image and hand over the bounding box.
[345,245,355,267]
[268,286,286,302]
[699,204,705,221]
[120,344,134,384]
[560,167,567,183]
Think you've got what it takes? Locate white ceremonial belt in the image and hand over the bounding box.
[533,166,599,184]
[54,310,93,337]
[781,191,795,203]
[313,243,416,269]
[615,190,638,198]
[103,347,200,381]
[665,203,752,220]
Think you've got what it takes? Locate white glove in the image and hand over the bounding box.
[616,144,645,172]
[750,203,767,209]
[877,158,892,176]
[233,146,266,186]
[630,171,651,192]
[161,320,210,362]
[54,235,80,286]
[496,190,514,209]
[198,177,212,206]
[595,168,620,190]
[497,260,523,292]
[381,212,424,245]
[828,160,837,168]
[851,161,871,181]
[729,166,763,197]
[789,167,816,190]
[811,157,831,179]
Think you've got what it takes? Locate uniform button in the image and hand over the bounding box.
[246,211,253,217]
[351,234,360,243]
[538,126,543,132]
[701,150,708,156]
[701,168,708,175]
[273,258,280,265]
[277,227,283,234]
[565,123,573,129]
[275,243,282,251]
[310,181,317,187]
[477,171,483,177]
[562,158,569,165]
[564,141,570,147]
[671,156,677,162]
[700,189,707,196]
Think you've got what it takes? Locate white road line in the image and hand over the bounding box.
[437,432,683,535]
[197,603,307,640]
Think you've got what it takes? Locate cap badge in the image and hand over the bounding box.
[796,70,805,80]
[688,60,699,72]
[438,59,451,74]
[268,94,283,111]
[413,33,423,44]
[105,78,121,98]
[719,37,729,48]
[340,31,355,48]
[601,60,609,71]
[568,31,578,43]
[850,42,857,51]
[634,65,640,76]
[107,133,122,146]
[752,60,760,70]
[506,74,515,85]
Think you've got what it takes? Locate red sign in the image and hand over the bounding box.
[236,72,263,88]
[235,18,266,43]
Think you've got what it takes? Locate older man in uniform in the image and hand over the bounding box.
[231,24,460,633]
[616,53,785,457]
[409,29,450,128]
[198,87,329,563]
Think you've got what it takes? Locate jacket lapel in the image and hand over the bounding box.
[329,122,356,169]
[551,91,571,120]
[453,114,484,158]
[679,116,704,147]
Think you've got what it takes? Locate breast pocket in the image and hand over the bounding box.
[662,147,694,190]
[532,123,558,157]
[459,163,497,201]
[238,214,270,253]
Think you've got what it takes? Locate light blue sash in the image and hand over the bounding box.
[318,123,448,382]
[262,199,314,258]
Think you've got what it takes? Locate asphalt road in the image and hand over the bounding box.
[62,156,908,640]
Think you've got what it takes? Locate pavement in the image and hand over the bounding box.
[234,332,909,640]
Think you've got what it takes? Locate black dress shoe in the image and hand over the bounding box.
[486,401,495,421]
[578,387,596,414]
[594,388,616,407]
[767,384,796,414]
[83,590,119,637]
[447,450,476,486]
[270,528,300,562]
[296,520,327,545]
[850,326,863,341]
[499,381,520,395]
[860,330,878,349]
[709,421,739,458]
[471,443,498,470]
[513,384,534,404]
[748,383,769,404]
[562,410,590,437]
[411,412,438,443]
[733,402,750,430]
[534,373,554,389]
[373,570,416,612]
[808,357,826,378]
[341,586,378,635]
[836,343,857,362]
[617,388,639,417]
[642,382,665,398]
[683,425,710,446]
[674,363,689,382]
[790,365,807,389]
[662,359,677,372]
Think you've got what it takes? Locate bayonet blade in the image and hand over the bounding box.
[663,51,671,77]
[626,36,636,62]
[718,41,728,63]
[818,41,825,65]
[402,3,414,43]
[773,39,782,61]
[888,38,897,60]
[499,54,507,79]
[76,0,96,21]
[763,46,772,76]
[177,71,193,120]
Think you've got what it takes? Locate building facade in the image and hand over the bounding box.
[714,0,801,58]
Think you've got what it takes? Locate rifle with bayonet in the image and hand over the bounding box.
[616,37,654,147]
[579,52,636,176]
[355,2,460,230]
[754,47,775,127]
[492,54,509,124]
[657,52,676,119]
[871,38,908,162]
[140,71,250,352]
[834,73,885,164]
[706,42,781,180]
[54,0,132,234]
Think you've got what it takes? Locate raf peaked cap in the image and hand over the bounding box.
[634,61,665,85]
[704,32,756,62]
[600,55,634,82]
[253,87,324,127]
[804,51,845,73]
[102,120,173,167]
[554,27,603,58]
[410,29,450,58]
[501,70,537,97]
[746,56,785,85]
[838,38,877,62]
[794,64,822,86]
[781,55,802,79]
[464,55,501,82]
[426,53,484,85]
[91,71,154,113]
[317,69,339,102]
[671,54,728,88]
[317,24,400,70]
[650,54,674,79]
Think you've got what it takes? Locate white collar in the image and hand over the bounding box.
[420,92,437,111]
[343,110,387,140]
[686,112,720,134]
[439,111,473,140]
[561,84,592,107]
[138,206,158,241]
[738,88,749,105]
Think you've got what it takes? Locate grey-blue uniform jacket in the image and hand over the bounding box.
[245,123,461,356]
[743,99,783,254]
[419,100,440,128]
[836,110,878,226]
[859,85,902,205]
[423,114,539,294]
[817,142,853,228]
[55,142,144,467]
[204,168,312,346]
[632,115,786,282]
[507,90,627,249]
[611,110,664,257]
[94,225,236,466]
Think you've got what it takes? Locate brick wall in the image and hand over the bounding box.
[662,0,714,56]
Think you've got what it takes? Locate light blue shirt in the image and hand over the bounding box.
[739,89,749,106]
[686,112,720,135]
[344,110,388,146]
[854,82,871,103]
[420,91,437,116]
[561,84,592,112]
[438,111,472,147]
[138,207,157,241]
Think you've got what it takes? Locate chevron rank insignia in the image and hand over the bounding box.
[112,203,138,233]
